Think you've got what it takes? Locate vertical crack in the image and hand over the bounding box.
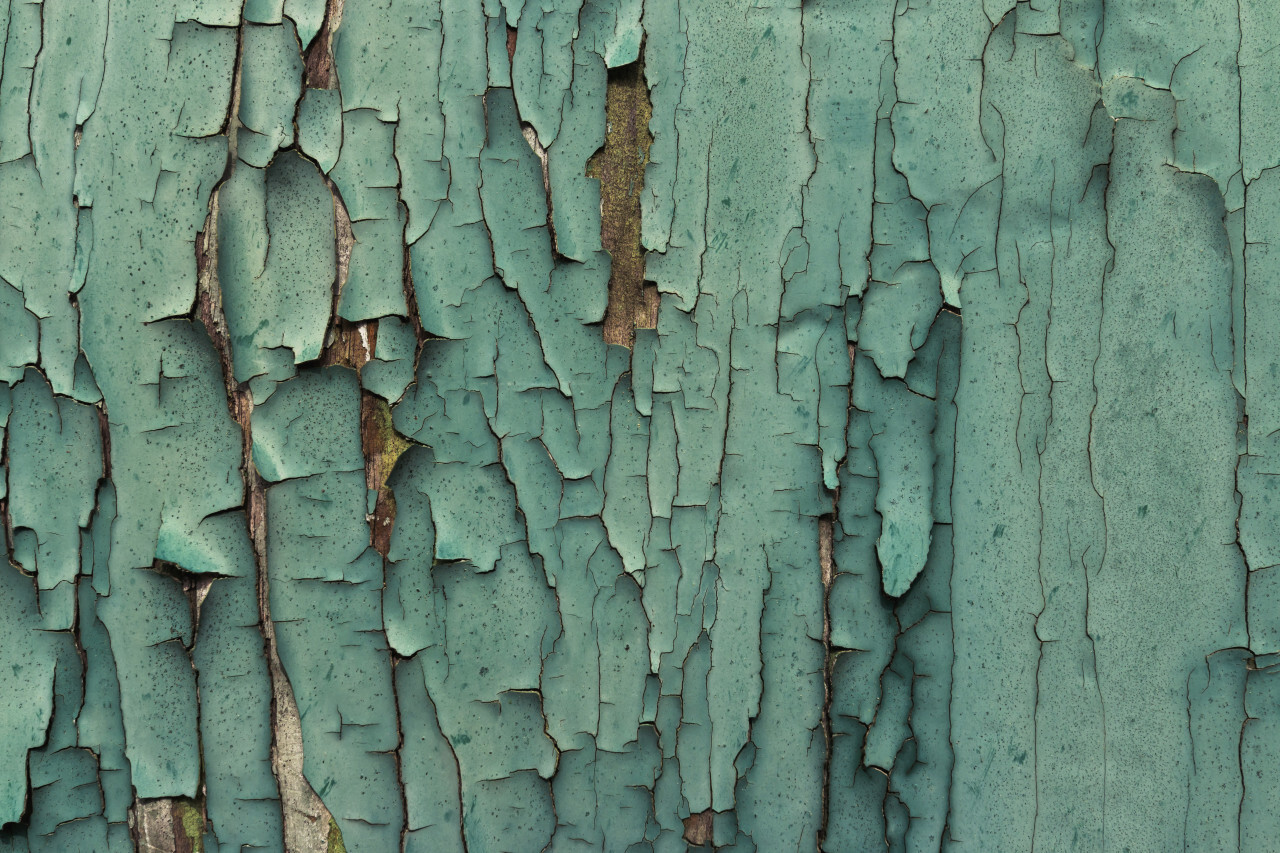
[818,511,835,850]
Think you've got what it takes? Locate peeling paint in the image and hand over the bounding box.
[0,0,1273,850]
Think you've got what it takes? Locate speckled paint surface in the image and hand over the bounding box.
[0,0,1272,850]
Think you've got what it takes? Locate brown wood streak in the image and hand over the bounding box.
[169,799,203,853]
[303,0,345,89]
[683,809,715,846]
[197,190,336,853]
[364,391,405,556]
[588,58,657,347]
[318,320,408,557]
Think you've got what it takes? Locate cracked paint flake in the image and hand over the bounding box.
[0,0,1275,850]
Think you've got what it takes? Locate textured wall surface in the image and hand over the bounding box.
[0,0,1274,850]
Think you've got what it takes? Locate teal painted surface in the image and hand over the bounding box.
[0,0,1272,850]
